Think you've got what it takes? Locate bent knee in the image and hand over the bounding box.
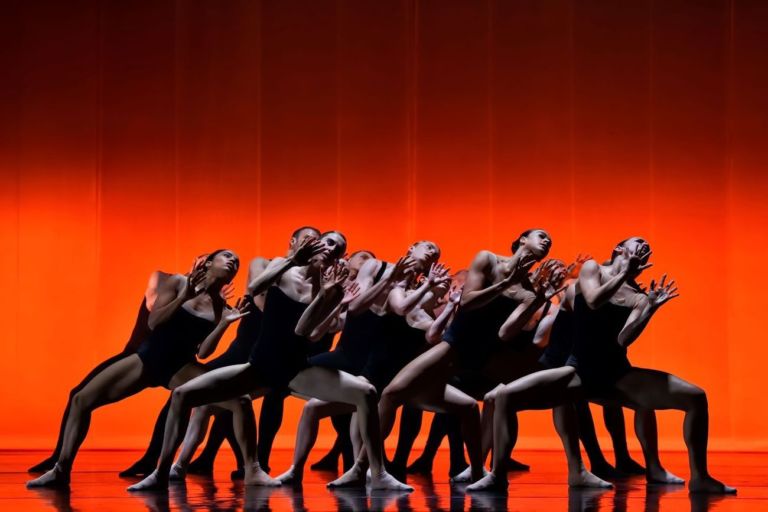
[71,390,92,412]
[682,385,707,408]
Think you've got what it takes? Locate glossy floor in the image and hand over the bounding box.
[2,450,764,511]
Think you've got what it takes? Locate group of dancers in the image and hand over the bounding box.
[25,226,736,495]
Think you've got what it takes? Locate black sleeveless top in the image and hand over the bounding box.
[443,293,519,373]
[249,286,311,387]
[567,294,633,391]
[308,261,390,375]
[362,313,428,391]
[205,295,265,370]
[539,308,575,369]
[137,306,216,387]
[122,298,152,353]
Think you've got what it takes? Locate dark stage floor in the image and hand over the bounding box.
[1,449,764,511]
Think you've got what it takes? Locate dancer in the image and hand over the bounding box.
[568,238,734,494]
[27,250,250,487]
[276,249,453,485]
[128,231,411,491]
[120,226,322,478]
[538,256,646,479]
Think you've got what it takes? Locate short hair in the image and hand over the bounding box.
[511,229,542,253]
[349,249,376,260]
[412,240,442,259]
[291,225,320,239]
[204,249,240,271]
[320,230,348,258]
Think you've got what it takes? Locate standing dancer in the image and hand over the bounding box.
[330,231,554,487]
[275,248,453,485]
[120,227,322,479]
[27,250,250,487]
[568,238,734,494]
[128,232,411,491]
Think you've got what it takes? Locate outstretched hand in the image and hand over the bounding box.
[566,253,592,279]
[504,253,537,287]
[392,255,417,281]
[622,243,653,278]
[223,296,251,324]
[427,262,451,287]
[293,237,327,266]
[184,259,207,299]
[341,281,361,306]
[322,263,350,292]
[647,274,678,309]
[448,284,463,305]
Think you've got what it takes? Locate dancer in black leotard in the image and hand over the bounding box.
[27,250,250,488]
[274,251,453,485]
[538,259,646,479]
[119,227,322,479]
[128,232,411,492]
[566,238,734,494]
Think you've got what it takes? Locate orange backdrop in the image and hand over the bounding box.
[1,0,767,455]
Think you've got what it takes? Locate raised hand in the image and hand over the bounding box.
[566,253,592,279]
[292,237,326,265]
[391,255,417,281]
[341,281,361,306]
[504,253,537,287]
[622,243,653,278]
[647,274,679,309]
[427,262,451,287]
[322,263,350,291]
[219,282,236,301]
[183,259,207,299]
[223,296,251,324]
[448,284,463,305]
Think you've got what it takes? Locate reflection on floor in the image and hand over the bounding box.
[2,449,763,511]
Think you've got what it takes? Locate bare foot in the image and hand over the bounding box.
[243,467,281,487]
[647,466,685,485]
[689,476,737,494]
[275,465,303,485]
[450,465,488,483]
[327,464,367,488]
[168,463,186,482]
[127,470,168,491]
[466,473,508,493]
[370,471,413,492]
[568,468,613,488]
[26,464,70,488]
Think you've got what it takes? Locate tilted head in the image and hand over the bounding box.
[407,240,441,272]
[610,236,651,266]
[204,249,240,282]
[310,230,348,267]
[511,229,552,260]
[347,250,376,278]
[289,226,321,252]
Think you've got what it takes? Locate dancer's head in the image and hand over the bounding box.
[347,250,375,279]
[407,241,441,272]
[204,249,240,282]
[511,229,551,260]
[609,237,651,267]
[289,226,321,253]
[310,231,348,268]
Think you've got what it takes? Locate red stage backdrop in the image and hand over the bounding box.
[1,0,767,456]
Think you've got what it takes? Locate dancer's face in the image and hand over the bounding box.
[518,230,552,260]
[619,237,651,265]
[206,250,240,280]
[408,241,440,271]
[311,232,347,267]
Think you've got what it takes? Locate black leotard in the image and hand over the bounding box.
[205,295,264,370]
[248,286,311,388]
[122,298,153,353]
[137,306,216,387]
[443,294,519,374]
[308,261,389,375]
[361,313,428,391]
[539,308,575,369]
[567,294,633,393]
